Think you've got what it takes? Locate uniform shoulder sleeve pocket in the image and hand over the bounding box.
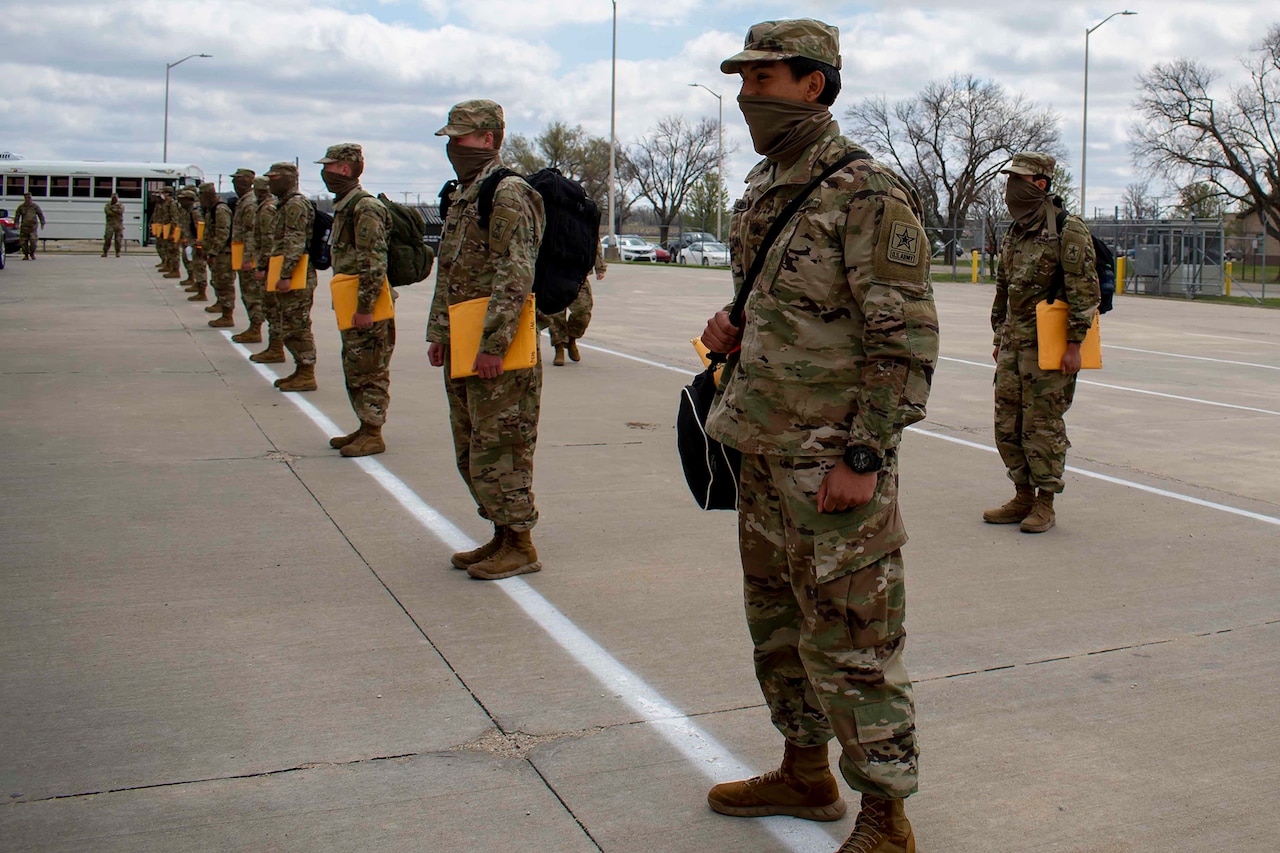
[872,198,928,285]
[1060,224,1090,275]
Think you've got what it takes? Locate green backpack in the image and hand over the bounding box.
[376,193,435,287]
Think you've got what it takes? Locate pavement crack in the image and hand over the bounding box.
[451,726,605,760]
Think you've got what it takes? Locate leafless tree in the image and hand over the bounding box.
[626,116,719,244]
[1121,179,1160,219]
[846,73,1063,262]
[504,122,617,217]
[1131,24,1280,251]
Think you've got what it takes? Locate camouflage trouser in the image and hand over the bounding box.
[545,281,593,346]
[263,290,282,343]
[103,226,123,255]
[341,319,395,426]
[238,268,265,326]
[209,251,236,312]
[738,451,918,800]
[187,251,208,291]
[994,343,1077,493]
[278,287,316,366]
[443,351,542,531]
[19,225,37,257]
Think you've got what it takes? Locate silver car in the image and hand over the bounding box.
[613,236,657,262]
[679,241,729,266]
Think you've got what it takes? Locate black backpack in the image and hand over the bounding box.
[307,200,333,271]
[1054,209,1115,314]
[458,168,600,314]
[376,193,435,287]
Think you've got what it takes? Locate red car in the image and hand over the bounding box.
[653,244,671,263]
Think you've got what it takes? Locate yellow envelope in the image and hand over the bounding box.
[151,223,160,237]
[265,255,308,292]
[331,273,394,331]
[1036,300,1102,370]
[448,295,538,379]
[231,241,245,270]
[161,223,172,240]
[196,220,205,241]
[690,337,724,386]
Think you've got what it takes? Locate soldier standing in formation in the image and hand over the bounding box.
[15,193,46,261]
[173,188,200,288]
[318,143,397,457]
[177,189,208,303]
[427,100,547,581]
[547,245,605,366]
[984,151,1099,533]
[249,177,285,365]
[700,19,938,853]
[197,182,235,329]
[229,168,265,345]
[160,188,183,279]
[263,162,318,392]
[102,192,125,257]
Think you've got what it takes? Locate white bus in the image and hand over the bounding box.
[0,158,204,246]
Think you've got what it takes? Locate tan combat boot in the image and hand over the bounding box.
[204,303,222,314]
[467,529,541,580]
[231,323,263,344]
[163,269,182,279]
[982,483,1035,524]
[208,312,235,328]
[277,364,317,392]
[553,345,566,366]
[251,340,287,364]
[708,741,846,821]
[1020,489,1056,533]
[183,282,200,293]
[186,289,207,302]
[567,338,581,362]
[451,525,508,570]
[836,795,915,853]
[329,424,365,449]
[341,424,384,457]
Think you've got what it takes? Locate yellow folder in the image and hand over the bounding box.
[161,223,172,240]
[448,295,538,379]
[231,241,245,270]
[265,255,308,292]
[196,220,205,241]
[331,274,394,331]
[690,337,725,386]
[1036,300,1102,370]
[151,223,160,237]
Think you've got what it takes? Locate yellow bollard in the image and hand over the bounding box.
[971,250,979,283]
[1225,261,1233,296]
[1116,256,1126,294]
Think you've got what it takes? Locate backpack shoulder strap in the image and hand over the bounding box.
[477,168,520,229]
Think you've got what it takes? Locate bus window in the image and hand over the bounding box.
[94,177,114,198]
[4,176,24,196]
[72,177,91,198]
[50,176,71,197]
[29,176,48,197]
[117,177,142,199]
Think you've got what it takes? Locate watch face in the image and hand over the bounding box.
[846,446,879,473]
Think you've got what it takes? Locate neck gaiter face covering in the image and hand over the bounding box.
[447,141,499,185]
[268,175,296,198]
[322,171,360,198]
[738,95,834,166]
[1005,178,1049,228]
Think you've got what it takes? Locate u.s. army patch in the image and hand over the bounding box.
[490,213,512,252]
[887,221,921,266]
[1064,243,1082,266]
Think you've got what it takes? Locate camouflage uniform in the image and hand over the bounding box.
[320,144,395,428]
[544,247,604,350]
[15,197,45,259]
[160,193,182,272]
[102,197,125,256]
[263,163,318,367]
[428,103,546,533]
[230,170,263,330]
[149,194,166,264]
[253,179,281,352]
[705,114,939,801]
[174,189,204,287]
[992,152,1100,494]
[198,185,234,318]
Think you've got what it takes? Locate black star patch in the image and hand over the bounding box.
[887,221,921,265]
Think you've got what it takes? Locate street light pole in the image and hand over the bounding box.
[608,0,618,259]
[1080,11,1134,217]
[689,82,724,243]
[164,53,211,163]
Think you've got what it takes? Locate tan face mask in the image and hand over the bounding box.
[737,95,834,166]
[447,140,499,185]
[1005,177,1049,227]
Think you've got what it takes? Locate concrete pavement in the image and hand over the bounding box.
[1,253,1277,851]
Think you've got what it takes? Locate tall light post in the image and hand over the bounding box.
[164,53,211,162]
[607,0,618,259]
[1080,11,1134,218]
[689,82,724,243]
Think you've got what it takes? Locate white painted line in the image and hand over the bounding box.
[1185,332,1280,348]
[220,331,837,853]
[579,341,700,376]
[1102,344,1280,370]
[910,427,1280,528]
[937,356,1280,417]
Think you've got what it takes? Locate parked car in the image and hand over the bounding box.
[608,236,657,262]
[667,231,716,258]
[0,209,19,256]
[680,241,729,266]
[650,243,671,263]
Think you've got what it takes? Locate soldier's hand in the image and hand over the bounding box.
[254,270,265,282]
[276,277,292,292]
[817,462,877,513]
[1060,343,1083,375]
[352,312,373,330]
[701,311,742,355]
[595,271,605,281]
[428,342,445,368]
[473,352,504,379]
[992,345,999,363]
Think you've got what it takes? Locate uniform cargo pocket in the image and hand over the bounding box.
[812,502,907,585]
[853,697,913,745]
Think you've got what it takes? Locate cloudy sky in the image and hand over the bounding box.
[3,0,1276,217]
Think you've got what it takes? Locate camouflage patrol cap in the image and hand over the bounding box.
[198,182,216,194]
[1002,152,1056,178]
[176,188,197,201]
[721,18,842,74]
[252,176,270,193]
[264,162,298,177]
[434,100,505,138]
[315,143,363,165]
[231,167,255,178]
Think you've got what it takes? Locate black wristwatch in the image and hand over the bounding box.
[843,445,882,474]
